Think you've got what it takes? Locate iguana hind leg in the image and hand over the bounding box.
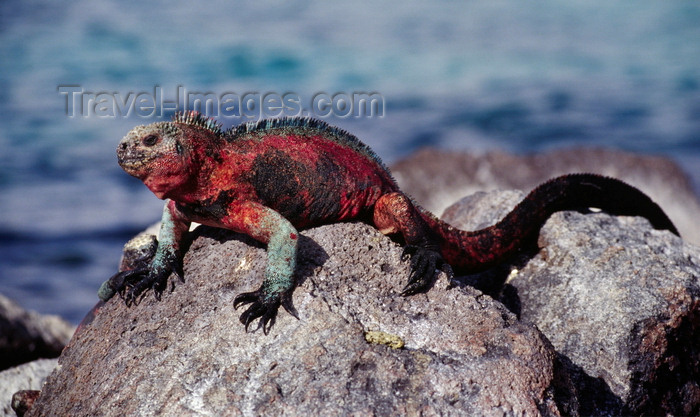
[373,192,453,295]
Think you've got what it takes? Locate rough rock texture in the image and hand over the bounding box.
[0,359,57,417]
[27,223,560,417]
[0,294,74,371]
[443,191,700,416]
[517,213,700,416]
[391,147,700,244]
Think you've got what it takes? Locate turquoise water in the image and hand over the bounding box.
[1,0,699,322]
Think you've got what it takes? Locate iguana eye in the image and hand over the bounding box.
[142,134,158,147]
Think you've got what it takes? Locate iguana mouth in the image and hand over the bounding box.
[117,154,157,174]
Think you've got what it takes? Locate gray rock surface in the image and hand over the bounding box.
[516,212,699,416]
[0,359,57,417]
[23,169,699,416]
[441,190,525,231]
[27,223,561,417]
[391,147,700,244]
[442,191,700,416]
[0,294,74,371]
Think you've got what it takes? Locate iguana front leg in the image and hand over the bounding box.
[98,199,191,304]
[222,201,300,334]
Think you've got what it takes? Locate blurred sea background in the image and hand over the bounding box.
[1,0,699,323]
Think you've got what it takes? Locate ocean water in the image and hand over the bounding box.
[1,0,699,323]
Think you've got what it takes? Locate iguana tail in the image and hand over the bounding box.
[423,173,679,273]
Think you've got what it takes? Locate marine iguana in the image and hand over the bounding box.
[100,111,679,333]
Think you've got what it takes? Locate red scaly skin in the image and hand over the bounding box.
[103,111,679,333]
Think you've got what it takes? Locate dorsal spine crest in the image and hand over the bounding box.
[225,117,386,169]
[172,111,223,136]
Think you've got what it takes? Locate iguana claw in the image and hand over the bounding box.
[100,252,183,306]
[233,289,298,334]
[98,269,143,301]
[400,245,454,296]
[124,254,182,305]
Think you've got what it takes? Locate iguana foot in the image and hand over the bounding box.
[400,245,454,296]
[98,268,145,301]
[122,269,164,306]
[109,253,183,306]
[128,257,182,305]
[233,289,298,334]
[98,234,159,302]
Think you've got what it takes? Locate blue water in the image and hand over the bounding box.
[1,0,699,323]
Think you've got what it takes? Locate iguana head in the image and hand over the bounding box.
[117,111,223,200]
